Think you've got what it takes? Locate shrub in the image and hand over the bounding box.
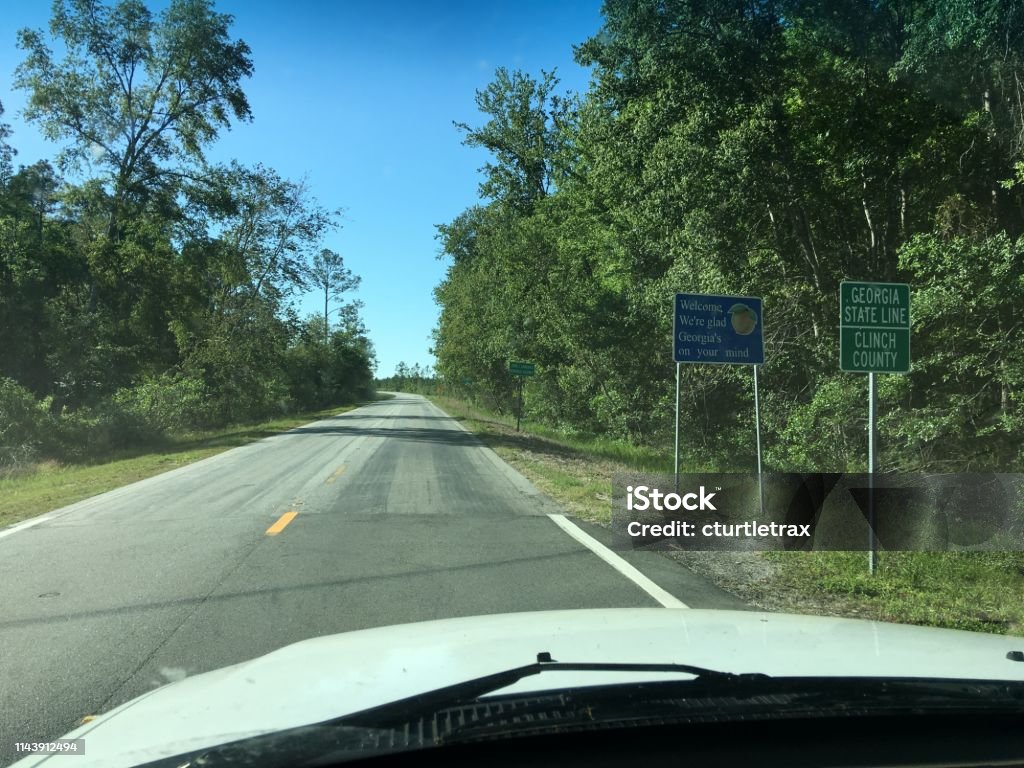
[0,378,50,472]
[112,373,214,434]
[50,401,152,459]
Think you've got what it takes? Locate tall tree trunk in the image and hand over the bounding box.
[998,310,1014,418]
[984,87,999,215]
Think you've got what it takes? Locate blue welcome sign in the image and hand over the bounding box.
[674,293,764,365]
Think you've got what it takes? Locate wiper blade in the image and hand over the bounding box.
[137,677,1024,768]
[336,652,768,728]
[436,677,1024,744]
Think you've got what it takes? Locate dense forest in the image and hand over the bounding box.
[433,0,1024,473]
[0,0,374,471]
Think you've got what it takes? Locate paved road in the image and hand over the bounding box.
[0,393,743,764]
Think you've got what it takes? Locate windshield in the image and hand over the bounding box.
[2,1,1024,766]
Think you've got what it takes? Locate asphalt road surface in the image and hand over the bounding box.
[0,393,743,765]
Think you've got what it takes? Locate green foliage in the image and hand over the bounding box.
[111,373,213,433]
[0,378,50,470]
[454,68,574,211]
[286,317,376,409]
[54,401,152,457]
[891,233,1024,468]
[310,248,360,346]
[0,100,13,179]
[767,550,1024,634]
[15,0,253,178]
[376,361,436,397]
[432,1,1024,473]
[0,0,374,466]
[769,378,866,472]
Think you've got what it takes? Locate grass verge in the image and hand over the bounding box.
[0,400,375,529]
[762,550,1024,634]
[430,394,1024,636]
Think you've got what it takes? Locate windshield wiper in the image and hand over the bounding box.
[335,651,769,728]
[139,675,1024,768]
[429,676,1024,746]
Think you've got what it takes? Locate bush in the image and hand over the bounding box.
[51,401,153,459]
[44,374,212,461]
[0,377,50,472]
[112,373,214,434]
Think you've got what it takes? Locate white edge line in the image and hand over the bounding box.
[548,514,689,609]
[424,394,688,609]
[0,514,58,541]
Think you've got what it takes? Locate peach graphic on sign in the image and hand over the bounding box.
[729,303,758,335]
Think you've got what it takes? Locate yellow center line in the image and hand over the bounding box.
[326,464,347,484]
[266,510,298,535]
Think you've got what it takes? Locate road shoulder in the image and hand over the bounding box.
[426,394,749,611]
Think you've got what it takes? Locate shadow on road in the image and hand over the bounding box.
[0,544,593,632]
[293,425,486,446]
[268,395,579,461]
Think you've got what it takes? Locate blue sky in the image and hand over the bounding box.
[0,0,603,377]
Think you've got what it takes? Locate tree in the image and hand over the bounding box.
[181,162,339,338]
[166,162,340,420]
[0,100,13,184]
[309,248,360,345]
[454,68,574,212]
[0,0,372,463]
[894,0,1024,235]
[7,0,257,404]
[16,0,252,199]
[432,0,1024,470]
[394,362,409,389]
[3,161,59,236]
[1,160,71,398]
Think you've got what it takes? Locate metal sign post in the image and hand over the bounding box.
[509,361,535,433]
[517,378,523,432]
[839,281,911,574]
[673,293,765,507]
[868,371,878,574]
[754,364,764,517]
[674,363,681,492]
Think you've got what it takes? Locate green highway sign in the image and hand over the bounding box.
[840,281,911,374]
[509,361,535,377]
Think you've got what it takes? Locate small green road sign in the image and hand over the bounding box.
[509,361,535,377]
[840,281,911,374]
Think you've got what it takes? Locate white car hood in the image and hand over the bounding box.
[14,608,1024,768]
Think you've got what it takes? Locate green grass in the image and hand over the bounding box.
[431,394,733,473]
[0,401,371,529]
[430,394,1024,636]
[429,395,705,468]
[764,550,1024,635]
